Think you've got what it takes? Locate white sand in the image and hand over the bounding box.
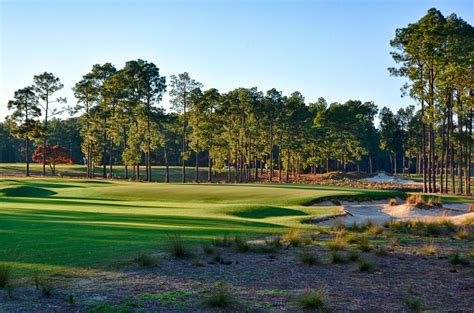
[362,173,420,185]
[312,199,473,226]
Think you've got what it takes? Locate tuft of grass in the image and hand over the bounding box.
[167,234,188,258]
[357,259,375,272]
[250,244,277,253]
[347,222,363,232]
[404,296,423,312]
[329,250,345,264]
[468,203,474,213]
[449,252,470,266]
[421,242,438,255]
[304,237,313,246]
[455,228,470,240]
[202,287,237,308]
[213,251,225,264]
[388,198,397,206]
[424,223,442,236]
[367,224,384,236]
[328,235,347,251]
[415,194,425,207]
[6,284,14,299]
[298,252,320,266]
[202,244,216,255]
[296,288,329,311]
[356,236,372,252]
[234,236,250,253]
[212,234,232,247]
[134,253,154,267]
[406,194,416,205]
[40,279,53,297]
[0,264,12,289]
[68,294,75,305]
[348,250,360,262]
[375,246,388,256]
[283,230,302,247]
[265,235,282,249]
[192,257,205,267]
[426,197,442,207]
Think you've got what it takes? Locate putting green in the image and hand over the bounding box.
[0,177,401,276]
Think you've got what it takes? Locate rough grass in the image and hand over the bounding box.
[296,288,329,311]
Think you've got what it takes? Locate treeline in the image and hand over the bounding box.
[389,8,473,194]
[2,8,472,194]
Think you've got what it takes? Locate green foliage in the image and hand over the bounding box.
[202,287,237,308]
[296,288,329,311]
[358,259,375,272]
[166,234,188,258]
[449,252,470,266]
[298,252,320,266]
[134,253,155,267]
[0,264,12,288]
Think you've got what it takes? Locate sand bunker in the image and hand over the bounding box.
[362,173,420,185]
[311,199,473,226]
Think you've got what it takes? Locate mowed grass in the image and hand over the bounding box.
[0,176,402,277]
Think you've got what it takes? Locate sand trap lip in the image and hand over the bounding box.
[362,173,421,185]
[308,199,473,226]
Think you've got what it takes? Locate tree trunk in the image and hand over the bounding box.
[164,149,169,183]
[25,138,30,177]
[195,150,199,183]
[286,149,290,182]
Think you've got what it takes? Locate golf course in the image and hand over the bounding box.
[0,175,401,275]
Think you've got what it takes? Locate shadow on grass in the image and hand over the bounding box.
[231,206,308,219]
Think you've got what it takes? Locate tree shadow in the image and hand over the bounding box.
[231,206,308,219]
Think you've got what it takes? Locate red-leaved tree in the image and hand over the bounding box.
[32,144,73,175]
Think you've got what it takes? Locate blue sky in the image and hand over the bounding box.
[0,0,472,121]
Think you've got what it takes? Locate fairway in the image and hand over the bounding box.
[0,177,401,276]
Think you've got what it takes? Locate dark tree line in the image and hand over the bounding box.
[2,8,472,194]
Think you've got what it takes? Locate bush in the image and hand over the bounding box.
[357,259,375,272]
[421,242,438,255]
[202,287,237,308]
[449,252,470,266]
[41,279,53,297]
[406,194,416,205]
[298,252,320,266]
[167,234,188,258]
[283,230,302,247]
[134,253,154,267]
[328,236,346,251]
[212,234,232,247]
[455,229,470,240]
[0,264,12,289]
[367,224,384,236]
[234,236,250,253]
[296,288,329,311]
[356,237,372,252]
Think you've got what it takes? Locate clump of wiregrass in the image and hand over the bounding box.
[298,252,320,266]
[421,242,438,255]
[202,286,238,308]
[233,236,250,253]
[367,224,384,236]
[455,228,471,240]
[329,250,345,264]
[426,196,442,207]
[283,229,302,247]
[357,259,375,272]
[406,194,417,205]
[355,236,372,252]
[192,257,205,267]
[404,296,423,312]
[296,288,329,311]
[40,279,53,297]
[328,234,347,251]
[348,250,360,262]
[449,252,470,266]
[0,264,12,289]
[388,198,398,206]
[212,234,232,247]
[68,294,75,305]
[202,243,216,255]
[388,236,401,249]
[375,246,388,256]
[265,235,283,249]
[166,234,189,258]
[134,253,155,267]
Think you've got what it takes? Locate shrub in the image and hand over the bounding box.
[329,250,345,263]
[328,236,346,251]
[283,230,302,247]
[455,229,469,240]
[348,250,359,262]
[167,234,188,258]
[233,236,250,252]
[134,253,154,267]
[296,288,329,311]
[388,236,400,248]
[406,194,416,205]
[427,197,442,207]
[202,287,237,308]
[356,236,372,252]
[449,252,470,266]
[421,242,438,255]
[0,264,12,289]
[404,296,423,312]
[388,198,397,206]
[298,252,320,266]
[357,259,375,272]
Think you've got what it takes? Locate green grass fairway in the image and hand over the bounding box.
[0,177,402,277]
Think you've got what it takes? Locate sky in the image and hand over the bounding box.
[0,0,472,122]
